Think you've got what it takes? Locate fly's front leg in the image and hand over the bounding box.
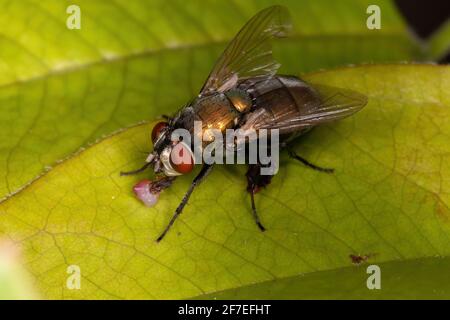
[156,164,214,242]
[246,164,274,232]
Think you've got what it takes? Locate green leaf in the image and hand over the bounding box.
[428,19,450,61]
[196,257,450,299]
[0,0,423,200]
[1,64,449,299]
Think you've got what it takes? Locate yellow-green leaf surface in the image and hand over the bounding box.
[1,64,449,299]
[0,0,423,200]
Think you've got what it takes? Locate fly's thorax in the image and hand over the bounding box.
[225,89,252,113]
[177,93,238,146]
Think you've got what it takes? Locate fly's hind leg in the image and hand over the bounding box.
[246,164,274,232]
[287,148,334,174]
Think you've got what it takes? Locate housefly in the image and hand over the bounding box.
[121,5,368,242]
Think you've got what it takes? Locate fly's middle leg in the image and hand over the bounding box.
[120,161,153,176]
[287,148,334,174]
[246,164,274,232]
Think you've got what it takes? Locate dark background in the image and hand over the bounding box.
[395,0,450,62]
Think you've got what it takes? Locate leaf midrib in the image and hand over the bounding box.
[0,32,414,91]
[0,123,144,204]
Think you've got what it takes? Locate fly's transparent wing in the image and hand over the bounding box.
[200,5,292,95]
[251,85,368,134]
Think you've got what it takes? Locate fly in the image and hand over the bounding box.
[121,5,368,242]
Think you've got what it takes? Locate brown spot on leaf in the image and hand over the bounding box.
[350,253,376,265]
[434,196,450,223]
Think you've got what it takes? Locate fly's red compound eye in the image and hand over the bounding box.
[151,121,168,143]
[170,143,194,174]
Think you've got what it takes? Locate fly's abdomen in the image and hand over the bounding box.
[239,75,321,135]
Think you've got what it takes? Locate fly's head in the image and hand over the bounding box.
[147,120,195,177]
[128,119,195,209]
[127,106,197,208]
